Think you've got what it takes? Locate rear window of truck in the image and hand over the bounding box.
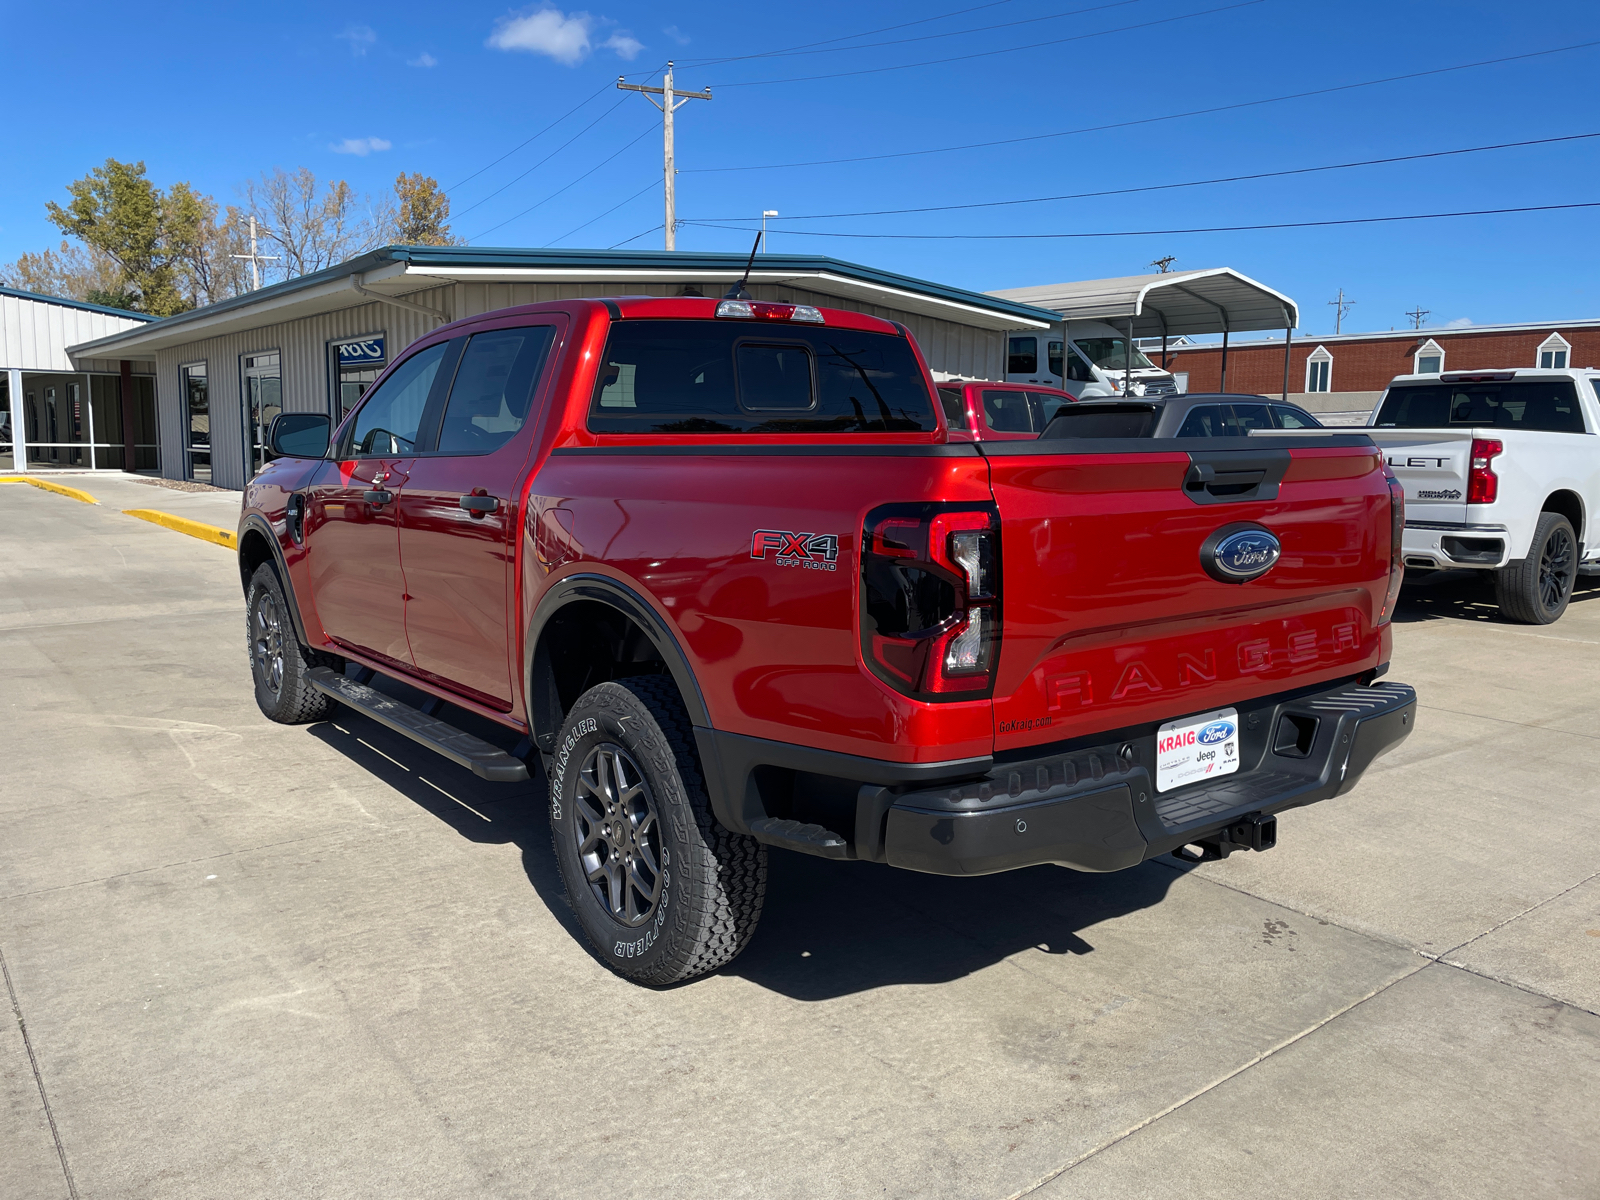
[1375,381,1587,432]
[1039,403,1157,439]
[587,320,937,434]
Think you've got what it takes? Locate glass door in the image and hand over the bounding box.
[242,351,282,479]
[181,363,209,481]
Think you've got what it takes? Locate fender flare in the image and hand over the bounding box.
[238,512,312,647]
[522,572,712,753]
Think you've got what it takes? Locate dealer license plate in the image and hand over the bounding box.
[1155,707,1240,793]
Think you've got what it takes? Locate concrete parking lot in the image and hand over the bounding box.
[2,479,1597,1199]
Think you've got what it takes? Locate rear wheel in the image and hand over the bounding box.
[246,563,341,723]
[548,676,766,986]
[1494,512,1578,625]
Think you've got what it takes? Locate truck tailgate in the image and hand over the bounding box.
[983,436,1392,754]
[1370,428,1473,523]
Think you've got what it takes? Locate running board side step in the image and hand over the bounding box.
[307,667,529,783]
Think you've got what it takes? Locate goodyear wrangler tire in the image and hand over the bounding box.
[548,676,767,986]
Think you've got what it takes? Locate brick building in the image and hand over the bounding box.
[1157,318,1600,424]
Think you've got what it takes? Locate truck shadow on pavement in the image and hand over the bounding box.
[310,699,1183,1001]
[1394,568,1600,624]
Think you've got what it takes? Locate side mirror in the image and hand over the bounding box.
[268,413,331,459]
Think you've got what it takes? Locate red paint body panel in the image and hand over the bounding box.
[241,296,1396,766]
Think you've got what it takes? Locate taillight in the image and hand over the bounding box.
[1378,466,1405,626]
[861,503,1001,699]
[1467,438,1502,504]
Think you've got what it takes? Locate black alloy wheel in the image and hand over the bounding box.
[573,744,664,927]
[246,562,339,722]
[1494,512,1578,625]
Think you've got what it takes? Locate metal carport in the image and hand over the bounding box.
[988,268,1301,398]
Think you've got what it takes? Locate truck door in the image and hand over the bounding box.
[397,322,561,709]
[304,339,452,668]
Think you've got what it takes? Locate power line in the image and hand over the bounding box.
[467,123,659,242]
[691,132,1600,223]
[683,201,1600,241]
[453,95,638,223]
[445,79,615,193]
[708,0,1269,87]
[689,0,1146,66]
[554,179,662,246]
[610,224,665,250]
[685,38,1600,172]
[678,0,1019,67]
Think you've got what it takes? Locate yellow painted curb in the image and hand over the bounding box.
[122,508,238,551]
[0,476,98,504]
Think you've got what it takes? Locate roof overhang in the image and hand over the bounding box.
[66,246,1056,359]
[986,268,1299,337]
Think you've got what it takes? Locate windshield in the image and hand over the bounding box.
[1374,381,1586,432]
[1074,338,1155,372]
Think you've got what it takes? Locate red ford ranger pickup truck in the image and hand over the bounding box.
[239,295,1415,986]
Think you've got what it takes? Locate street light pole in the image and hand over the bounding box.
[619,62,712,251]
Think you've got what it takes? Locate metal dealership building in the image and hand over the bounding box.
[66,246,1062,491]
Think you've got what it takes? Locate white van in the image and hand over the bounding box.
[1004,320,1180,398]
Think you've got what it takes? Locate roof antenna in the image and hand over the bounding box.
[724,230,763,300]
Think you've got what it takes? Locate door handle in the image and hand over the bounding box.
[459,494,500,517]
[363,489,394,506]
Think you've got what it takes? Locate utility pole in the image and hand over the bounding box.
[1406,304,1430,330]
[618,62,711,251]
[761,210,778,251]
[1328,287,1355,335]
[230,216,279,291]
[1150,255,1177,273]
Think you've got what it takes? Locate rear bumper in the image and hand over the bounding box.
[881,679,1415,876]
[1402,522,1510,569]
[697,677,1415,877]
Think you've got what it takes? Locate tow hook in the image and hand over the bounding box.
[1173,812,1278,863]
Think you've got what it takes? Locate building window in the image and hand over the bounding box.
[1008,336,1038,375]
[332,334,386,421]
[1305,347,1333,393]
[180,362,209,482]
[1414,339,1444,375]
[241,351,281,480]
[1537,333,1571,370]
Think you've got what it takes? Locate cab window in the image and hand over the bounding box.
[436,326,556,454]
[1273,405,1322,429]
[937,387,968,429]
[345,341,448,456]
[1229,403,1273,434]
[1176,405,1227,437]
[1027,391,1071,425]
[983,389,1041,433]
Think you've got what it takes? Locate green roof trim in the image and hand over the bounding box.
[66,245,1061,355]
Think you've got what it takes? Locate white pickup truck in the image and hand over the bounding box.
[1367,367,1600,624]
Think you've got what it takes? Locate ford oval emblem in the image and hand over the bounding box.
[1202,524,1281,583]
[1197,720,1235,745]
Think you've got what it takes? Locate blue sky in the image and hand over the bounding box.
[3,0,1597,336]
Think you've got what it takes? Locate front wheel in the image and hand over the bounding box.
[548,676,766,986]
[246,563,341,723]
[1494,512,1578,625]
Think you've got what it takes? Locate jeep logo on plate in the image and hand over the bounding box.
[1202,524,1281,584]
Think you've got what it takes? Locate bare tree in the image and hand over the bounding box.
[0,239,123,303]
[243,168,383,282]
[165,184,251,305]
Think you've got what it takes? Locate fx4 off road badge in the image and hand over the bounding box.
[751,530,840,572]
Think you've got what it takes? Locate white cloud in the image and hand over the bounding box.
[663,25,690,44]
[1445,317,1472,328]
[600,32,643,59]
[408,52,438,67]
[330,136,392,156]
[488,7,644,64]
[337,24,377,56]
